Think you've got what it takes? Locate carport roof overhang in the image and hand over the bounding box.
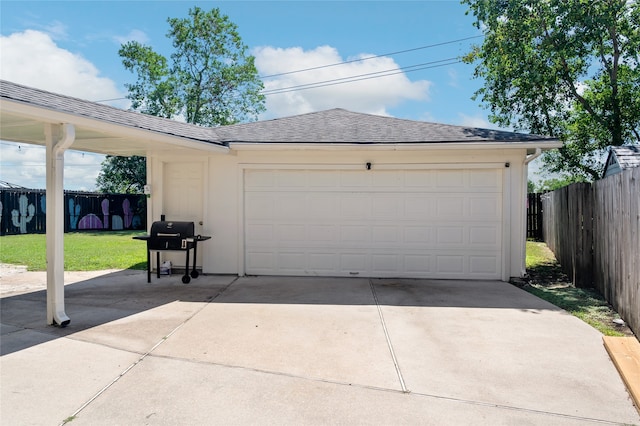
[0,91,228,156]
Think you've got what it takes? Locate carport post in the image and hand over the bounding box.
[45,123,74,327]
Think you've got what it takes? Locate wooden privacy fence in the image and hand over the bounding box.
[527,193,544,240]
[542,167,639,335]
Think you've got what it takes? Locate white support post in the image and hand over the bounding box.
[45,123,75,327]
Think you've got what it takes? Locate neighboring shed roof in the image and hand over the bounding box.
[611,145,640,170]
[0,80,219,144]
[603,145,640,178]
[213,108,556,144]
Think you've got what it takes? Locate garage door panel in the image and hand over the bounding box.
[436,226,465,244]
[469,255,499,275]
[372,195,401,219]
[340,253,368,272]
[245,195,275,219]
[469,196,501,217]
[245,169,503,279]
[340,170,372,187]
[372,254,401,274]
[469,226,500,245]
[340,225,370,243]
[403,226,434,244]
[277,224,306,242]
[372,226,401,243]
[404,254,433,274]
[436,197,466,218]
[404,196,434,218]
[436,255,465,274]
[404,170,434,188]
[340,196,371,219]
[309,196,340,219]
[470,169,501,189]
[436,170,466,188]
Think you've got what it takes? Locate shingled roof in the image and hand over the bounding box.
[213,108,556,144]
[611,145,640,169]
[0,80,219,144]
[2,80,558,147]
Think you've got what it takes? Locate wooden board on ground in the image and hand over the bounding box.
[603,336,640,414]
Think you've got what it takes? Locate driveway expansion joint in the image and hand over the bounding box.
[60,276,241,425]
[368,278,408,393]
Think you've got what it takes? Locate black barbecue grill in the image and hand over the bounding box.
[133,221,211,284]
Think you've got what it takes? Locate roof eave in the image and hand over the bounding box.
[0,97,229,155]
[228,140,563,151]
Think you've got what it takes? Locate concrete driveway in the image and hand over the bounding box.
[1,270,638,425]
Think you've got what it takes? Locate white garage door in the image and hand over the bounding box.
[244,168,503,279]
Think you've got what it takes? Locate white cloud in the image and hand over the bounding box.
[0,144,103,191]
[457,112,492,128]
[113,29,149,45]
[0,30,124,104]
[41,20,68,40]
[0,30,127,190]
[254,45,432,118]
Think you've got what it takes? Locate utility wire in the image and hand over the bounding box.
[261,59,462,96]
[258,35,482,79]
[93,35,481,103]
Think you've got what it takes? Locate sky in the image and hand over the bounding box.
[0,0,545,190]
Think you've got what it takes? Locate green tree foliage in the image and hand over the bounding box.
[119,6,265,126]
[96,156,146,194]
[463,0,640,180]
[101,7,265,193]
[530,175,588,192]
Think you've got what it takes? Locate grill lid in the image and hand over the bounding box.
[148,221,195,250]
[150,221,195,238]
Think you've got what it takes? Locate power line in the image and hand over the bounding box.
[258,35,482,79]
[261,59,462,96]
[93,35,482,103]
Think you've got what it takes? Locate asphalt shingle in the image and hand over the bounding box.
[0,80,219,144]
[2,80,557,146]
[213,108,555,144]
[611,145,640,170]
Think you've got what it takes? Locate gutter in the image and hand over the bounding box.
[229,141,563,151]
[524,148,543,164]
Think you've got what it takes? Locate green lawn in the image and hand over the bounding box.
[0,231,147,271]
[525,241,631,337]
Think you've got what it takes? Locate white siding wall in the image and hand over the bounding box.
[149,148,528,280]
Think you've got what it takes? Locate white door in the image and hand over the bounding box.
[244,168,503,279]
[162,161,204,266]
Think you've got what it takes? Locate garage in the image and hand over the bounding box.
[1,82,563,326]
[244,166,504,279]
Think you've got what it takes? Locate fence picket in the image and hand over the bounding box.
[542,168,640,335]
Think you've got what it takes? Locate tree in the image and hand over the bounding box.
[96,156,146,194]
[463,0,640,180]
[119,6,265,126]
[100,7,266,192]
[531,175,587,192]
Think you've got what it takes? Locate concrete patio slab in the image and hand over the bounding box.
[372,279,637,422]
[153,276,402,389]
[71,354,600,426]
[1,271,638,425]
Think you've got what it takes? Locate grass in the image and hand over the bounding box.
[525,241,632,337]
[0,231,147,271]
